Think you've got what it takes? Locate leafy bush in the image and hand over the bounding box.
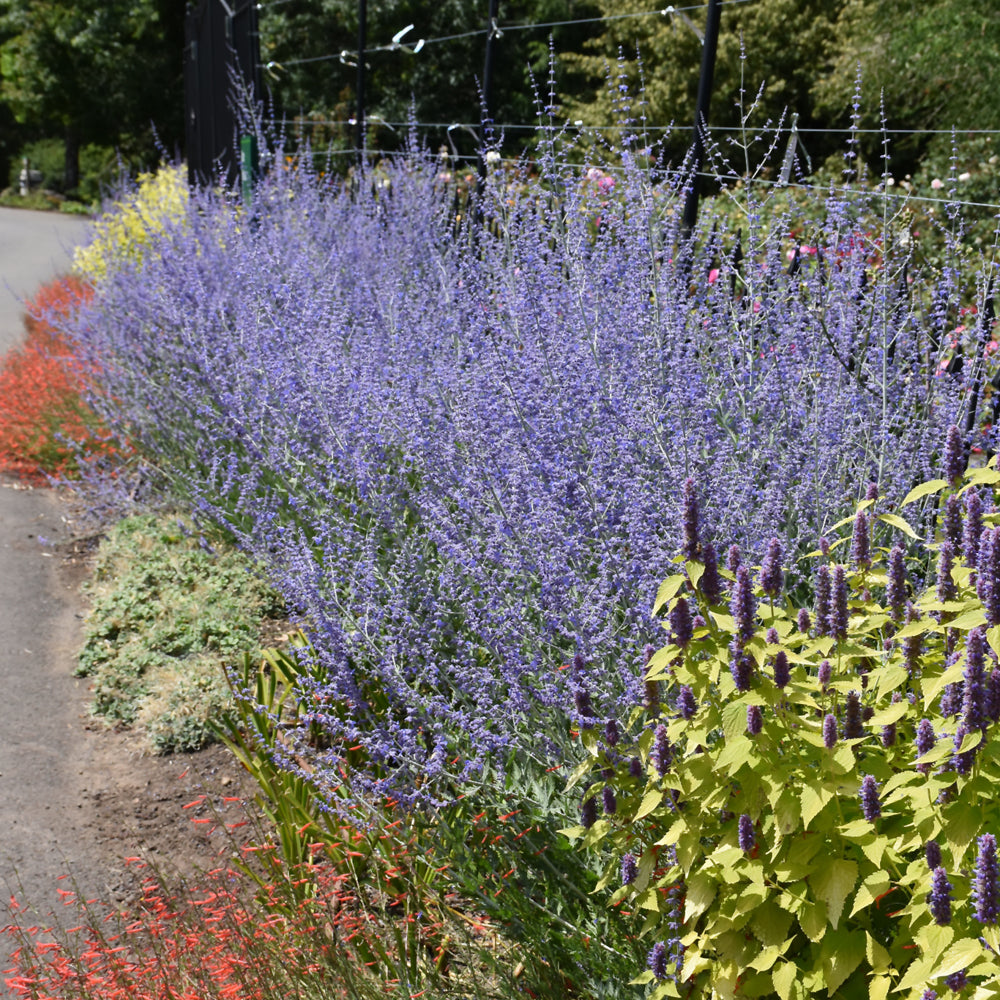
[73,164,187,284]
[78,512,284,752]
[0,275,124,482]
[569,451,1000,997]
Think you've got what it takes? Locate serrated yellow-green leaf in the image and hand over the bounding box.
[634,787,664,822]
[933,937,985,978]
[902,478,948,506]
[988,625,1000,661]
[799,897,826,942]
[866,934,892,976]
[810,858,857,930]
[831,743,855,774]
[774,789,800,836]
[685,871,717,922]
[749,940,793,973]
[821,928,866,996]
[895,955,937,993]
[839,819,873,838]
[947,608,988,630]
[653,574,687,615]
[958,729,983,754]
[646,644,678,680]
[869,974,891,1000]
[851,871,891,916]
[722,700,748,742]
[636,887,661,912]
[801,783,833,830]
[924,660,967,708]
[945,803,983,863]
[962,466,1000,488]
[870,700,910,728]
[980,924,1000,954]
[917,923,954,964]
[895,618,937,639]
[716,736,753,775]
[564,758,593,792]
[772,961,797,1000]
[861,836,889,868]
[713,611,737,633]
[877,512,919,538]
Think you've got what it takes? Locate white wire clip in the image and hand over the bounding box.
[339,49,357,67]
[489,18,503,39]
[390,25,426,54]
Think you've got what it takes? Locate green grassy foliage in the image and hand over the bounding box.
[77,512,285,753]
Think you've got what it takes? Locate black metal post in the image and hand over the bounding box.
[355,0,367,161]
[478,0,500,186]
[681,0,722,236]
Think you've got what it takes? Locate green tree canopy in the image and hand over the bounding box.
[0,0,184,192]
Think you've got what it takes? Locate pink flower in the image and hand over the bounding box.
[708,268,720,285]
[931,178,944,190]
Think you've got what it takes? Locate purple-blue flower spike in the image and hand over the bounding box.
[937,540,957,605]
[681,478,700,562]
[974,833,1000,924]
[851,510,871,569]
[676,685,697,719]
[653,725,672,776]
[818,659,832,690]
[886,546,907,622]
[916,719,936,773]
[815,565,832,637]
[670,596,693,648]
[730,649,754,693]
[727,545,741,574]
[621,853,638,885]
[926,839,942,869]
[602,786,617,815]
[647,942,668,981]
[773,650,790,688]
[843,691,864,739]
[928,866,953,925]
[738,814,755,853]
[730,565,756,643]
[747,704,763,736]
[759,537,783,598]
[944,424,964,484]
[831,564,849,641]
[943,493,962,555]
[822,713,837,748]
[859,774,881,821]
[964,488,983,569]
[963,627,987,732]
[797,607,811,634]
[699,541,723,605]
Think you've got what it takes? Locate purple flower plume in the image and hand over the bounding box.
[699,541,723,605]
[843,691,865,739]
[944,424,964,484]
[727,545,741,574]
[759,537,783,597]
[926,840,942,869]
[981,527,1000,626]
[581,793,597,829]
[676,685,697,719]
[647,942,669,981]
[974,833,1000,924]
[730,649,754,693]
[815,565,832,637]
[943,493,963,555]
[731,565,756,643]
[823,713,838,748]
[670,596,693,648]
[903,604,923,674]
[747,704,763,735]
[832,564,849,641]
[605,717,620,748]
[952,723,976,775]
[859,774,881,821]
[963,627,987,732]
[916,719,936,772]
[851,510,871,569]
[928,866,953,925]
[818,659,832,689]
[937,541,957,605]
[621,852,638,885]
[653,725,673,775]
[942,970,967,993]
[886,546,907,622]
[773,649,790,688]
[738,813,755,852]
[797,607,811,634]
[603,786,617,815]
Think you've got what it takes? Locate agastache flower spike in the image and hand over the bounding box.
[681,478,700,561]
[944,424,964,484]
[669,596,693,648]
[815,565,832,637]
[926,840,942,869]
[652,724,672,775]
[797,607,811,634]
[621,852,638,885]
[953,723,975,775]
[738,813,755,852]
[859,774,881,820]
[831,564,849,641]
[982,527,1000,626]
[603,786,617,815]
[822,713,838,748]
[730,565,756,643]
[866,481,879,501]
[819,536,831,557]
[759,537,783,597]
[676,685,697,719]
[843,691,864,739]
[928,866,953,925]
[818,659,832,690]
[699,541,723,605]
[727,544,741,574]
[903,603,922,674]
[747,704,763,736]
[581,793,597,829]
[962,627,987,732]
[973,833,1000,924]
[604,718,620,748]
[647,942,668,981]
[851,510,871,569]
[773,649,790,688]
[988,668,1000,724]
[916,719,936,773]
[730,648,754,692]
[964,488,983,569]
[885,546,907,622]
[937,541,957,605]
[943,493,962,555]
[943,971,967,993]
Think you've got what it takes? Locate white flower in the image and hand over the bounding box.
[485,150,501,165]
[958,172,972,182]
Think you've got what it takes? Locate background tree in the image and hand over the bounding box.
[813,0,1000,176]
[0,0,185,193]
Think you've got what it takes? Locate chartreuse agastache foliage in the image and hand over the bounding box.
[566,451,1000,999]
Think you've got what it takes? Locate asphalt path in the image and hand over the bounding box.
[0,207,106,986]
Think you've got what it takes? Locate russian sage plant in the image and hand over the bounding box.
[65,141,994,799]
